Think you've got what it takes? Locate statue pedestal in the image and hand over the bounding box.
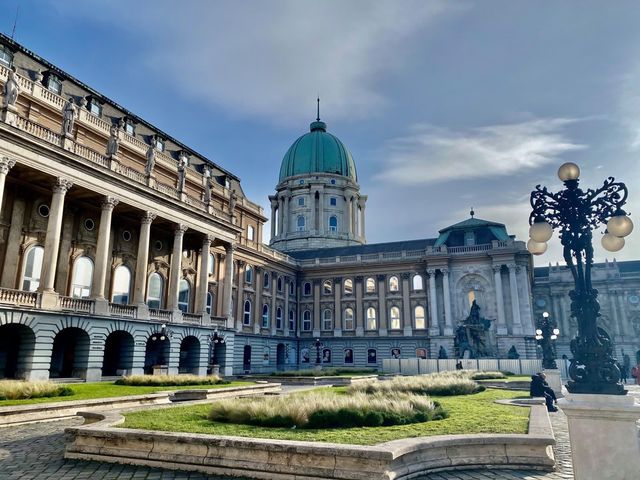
[543,368,562,397]
[1,105,18,127]
[559,393,640,480]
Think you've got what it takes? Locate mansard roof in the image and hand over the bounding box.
[288,238,436,260]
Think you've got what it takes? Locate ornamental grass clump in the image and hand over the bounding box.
[115,374,226,387]
[270,368,377,377]
[468,371,507,381]
[349,373,485,397]
[0,380,73,400]
[209,391,446,429]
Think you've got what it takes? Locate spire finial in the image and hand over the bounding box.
[316,97,320,122]
[470,207,475,218]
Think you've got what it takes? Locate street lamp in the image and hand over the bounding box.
[150,324,170,366]
[535,312,560,370]
[314,338,323,365]
[528,162,633,394]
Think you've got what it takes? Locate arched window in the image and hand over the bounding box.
[412,274,423,290]
[289,280,295,295]
[344,308,354,330]
[243,300,252,325]
[343,278,353,295]
[328,216,338,232]
[303,282,311,296]
[263,272,270,290]
[147,272,164,309]
[262,304,269,328]
[208,253,215,275]
[112,265,132,304]
[206,292,213,314]
[297,215,305,232]
[22,245,44,291]
[389,276,399,292]
[277,276,283,292]
[276,307,283,329]
[323,279,332,295]
[366,307,377,330]
[178,279,191,313]
[245,266,253,284]
[71,256,93,298]
[302,310,312,331]
[289,310,295,331]
[366,277,376,293]
[390,306,401,330]
[414,305,426,329]
[322,309,333,330]
[367,348,377,365]
[247,225,255,241]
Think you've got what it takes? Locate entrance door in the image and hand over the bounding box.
[243,345,251,373]
[276,343,285,370]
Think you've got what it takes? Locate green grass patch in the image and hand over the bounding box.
[268,368,377,377]
[120,388,528,445]
[0,380,251,407]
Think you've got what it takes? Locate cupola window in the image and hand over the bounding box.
[297,216,306,232]
[329,216,338,232]
[298,197,305,206]
[330,197,337,206]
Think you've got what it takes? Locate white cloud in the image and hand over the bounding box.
[375,118,586,185]
[55,0,462,125]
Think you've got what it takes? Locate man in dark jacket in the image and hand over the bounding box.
[530,372,557,412]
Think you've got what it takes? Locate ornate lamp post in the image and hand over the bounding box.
[528,162,633,394]
[314,338,323,365]
[535,312,559,370]
[207,330,226,367]
[150,324,171,366]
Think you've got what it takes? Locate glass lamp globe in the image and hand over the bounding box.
[607,214,634,238]
[536,329,543,335]
[529,220,553,242]
[542,312,549,318]
[550,334,557,340]
[527,239,547,255]
[601,232,625,252]
[553,328,560,335]
[557,162,580,182]
[536,335,543,340]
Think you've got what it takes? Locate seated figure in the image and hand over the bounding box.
[530,372,557,412]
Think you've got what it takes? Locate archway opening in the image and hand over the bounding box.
[50,327,90,379]
[179,336,201,374]
[0,324,35,379]
[276,343,286,370]
[102,331,134,376]
[144,335,170,374]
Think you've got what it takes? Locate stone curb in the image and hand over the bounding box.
[63,398,556,479]
[0,383,281,426]
[241,375,379,386]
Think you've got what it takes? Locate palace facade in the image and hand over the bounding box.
[0,33,637,381]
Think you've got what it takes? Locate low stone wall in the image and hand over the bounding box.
[0,383,281,426]
[242,375,378,386]
[64,401,555,480]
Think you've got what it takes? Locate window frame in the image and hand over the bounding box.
[366,307,377,330]
[344,308,354,331]
[177,278,191,313]
[412,274,423,291]
[70,256,94,299]
[111,265,132,305]
[414,305,426,330]
[296,215,305,231]
[389,275,399,292]
[302,310,312,331]
[343,278,353,295]
[245,266,253,285]
[288,309,295,331]
[21,245,44,292]
[146,272,164,310]
[276,306,283,329]
[243,300,252,325]
[323,279,332,295]
[366,277,376,293]
[0,45,13,67]
[322,309,333,331]
[303,282,312,296]
[261,303,269,328]
[247,225,255,241]
[328,215,338,232]
[389,306,401,330]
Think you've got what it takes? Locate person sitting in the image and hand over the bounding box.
[530,372,557,412]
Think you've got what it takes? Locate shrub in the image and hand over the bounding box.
[209,391,446,429]
[115,374,227,387]
[349,372,484,397]
[468,371,507,381]
[269,368,377,377]
[0,380,74,400]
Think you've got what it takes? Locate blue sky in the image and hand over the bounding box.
[2,0,639,264]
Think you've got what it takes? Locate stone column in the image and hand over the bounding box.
[167,224,187,312]
[195,235,213,315]
[346,196,353,236]
[0,157,16,211]
[310,190,317,234]
[507,263,522,334]
[278,197,284,236]
[133,211,155,305]
[222,243,235,327]
[493,265,507,334]
[270,273,278,335]
[351,196,358,237]
[616,291,631,336]
[318,189,324,234]
[442,268,453,335]
[355,276,364,336]
[518,265,535,335]
[377,274,388,336]
[91,196,119,302]
[270,198,277,239]
[283,195,289,234]
[54,213,74,294]
[312,279,321,336]
[0,196,25,288]
[253,266,263,334]
[401,273,412,336]
[235,260,245,331]
[427,269,439,336]
[333,277,342,336]
[358,197,366,239]
[39,178,73,308]
[284,277,290,336]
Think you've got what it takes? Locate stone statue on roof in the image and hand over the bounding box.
[106,124,120,158]
[229,189,238,215]
[203,167,212,204]
[2,67,20,108]
[145,138,156,177]
[177,151,188,192]
[62,97,78,137]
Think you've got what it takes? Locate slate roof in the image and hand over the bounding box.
[288,238,437,260]
[534,260,640,277]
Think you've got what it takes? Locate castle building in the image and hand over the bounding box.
[0,33,637,381]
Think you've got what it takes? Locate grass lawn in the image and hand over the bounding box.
[119,387,529,445]
[0,381,252,407]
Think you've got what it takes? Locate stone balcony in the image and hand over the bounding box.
[0,286,227,328]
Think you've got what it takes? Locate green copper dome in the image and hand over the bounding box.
[279,119,357,182]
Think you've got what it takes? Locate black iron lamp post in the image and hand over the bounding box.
[150,324,170,365]
[207,330,226,366]
[528,162,633,395]
[536,312,560,370]
[314,338,323,365]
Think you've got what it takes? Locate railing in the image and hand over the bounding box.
[79,108,112,132]
[73,142,110,168]
[184,193,208,211]
[109,303,137,318]
[38,86,66,109]
[149,308,172,321]
[15,116,62,145]
[405,250,424,258]
[60,296,94,314]
[155,181,180,199]
[182,312,203,324]
[447,244,493,254]
[115,162,147,184]
[0,287,38,307]
[210,316,228,328]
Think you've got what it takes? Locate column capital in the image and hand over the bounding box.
[52,177,73,195]
[203,233,215,244]
[0,157,16,174]
[426,268,437,276]
[441,267,450,276]
[174,224,188,236]
[101,196,119,210]
[492,264,503,273]
[236,259,245,267]
[224,242,236,254]
[141,211,157,224]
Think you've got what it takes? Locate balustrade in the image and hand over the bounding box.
[109,303,137,318]
[182,312,203,324]
[60,296,94,314]
[0,287,38,307]
[149,308,172,321]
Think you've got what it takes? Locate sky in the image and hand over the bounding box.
[2,0,639,265]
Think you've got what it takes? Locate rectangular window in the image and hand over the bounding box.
[298,197,305,206]
[47,75,62,95]
[88,100,102,117]
[156,138,165,152]
[0,46,12,67]
[330,197,337,206]
[124,119,135,135]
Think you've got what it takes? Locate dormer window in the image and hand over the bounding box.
[45,73,63,95]
[123,118,135,136]
[87,97,103,117]
[0,45,13,67]
[156,137,165,152]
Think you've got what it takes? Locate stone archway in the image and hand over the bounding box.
[144,335,170,374]
[0,323,35,379]
[50,327,90,379]
[102,331,135,376]
[178,336,201,374]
